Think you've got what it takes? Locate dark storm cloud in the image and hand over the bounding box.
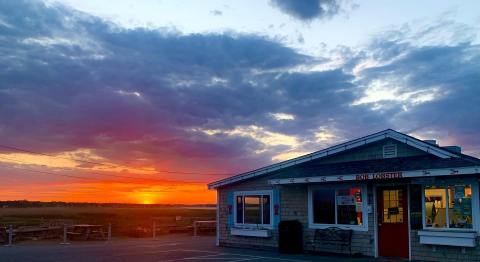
[0,0,353,175]
[355,24,480,155]
[270,0,341,21]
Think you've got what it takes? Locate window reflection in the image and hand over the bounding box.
[424,184,472,229]
[312,187,363,226]
[244,196,261,224]
[448,185,472,229]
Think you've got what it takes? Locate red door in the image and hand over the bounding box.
[377,186,409,258]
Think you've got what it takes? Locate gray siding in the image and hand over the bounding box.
[308,138,426,165]
[279,184,375,256]
[215,138,480,260]
[218,179,375,257]
[218,177,278,249]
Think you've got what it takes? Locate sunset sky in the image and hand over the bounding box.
[0,0,479,204]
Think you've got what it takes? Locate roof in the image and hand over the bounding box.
[271,154,480,180]
[208,129,472,189]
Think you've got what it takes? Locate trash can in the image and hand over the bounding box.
[278,220,303,253]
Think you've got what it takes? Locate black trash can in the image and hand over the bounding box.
[278,220,303,253]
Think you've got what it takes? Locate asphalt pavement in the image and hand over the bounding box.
[0,234,383,262]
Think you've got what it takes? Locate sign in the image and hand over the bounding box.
[337,195,355,205]
[268,166,480,185]
[388,207,400,215]
[355,172,403,181]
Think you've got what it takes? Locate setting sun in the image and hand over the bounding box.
[135,192,157,205]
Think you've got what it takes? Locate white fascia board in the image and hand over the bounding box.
[208,130,461,189]
[268,166,480,185]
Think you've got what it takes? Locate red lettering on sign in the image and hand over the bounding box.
[355,172,403,181]
[356,174,370,180]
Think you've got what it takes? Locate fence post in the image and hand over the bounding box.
[152,221,156,239]
[4,225,13,246]
[107,223,111,241]
[60,224,70,245]
[193,221,197,237]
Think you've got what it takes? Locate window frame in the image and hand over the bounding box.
[421,179,479,232]
[233,190,273,229]
[308,184,368,231]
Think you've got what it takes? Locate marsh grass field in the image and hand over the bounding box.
[0,205,216,239]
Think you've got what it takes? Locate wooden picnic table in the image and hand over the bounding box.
[68,224,106,240]
[14,226,63,234]
[1,226,63,244]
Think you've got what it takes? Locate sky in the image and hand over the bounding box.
[0,0,479,204]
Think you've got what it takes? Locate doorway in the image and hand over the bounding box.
[377,186,409,258]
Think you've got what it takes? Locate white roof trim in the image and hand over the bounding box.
[208,129,461,189]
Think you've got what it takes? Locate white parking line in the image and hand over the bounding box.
[157,249,310,262]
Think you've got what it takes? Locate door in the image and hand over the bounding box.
[377,186,409,258]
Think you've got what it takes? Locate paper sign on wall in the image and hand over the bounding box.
[337,195,355,205]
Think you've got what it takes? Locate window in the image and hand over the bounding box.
[382,189,404,223]
[410,184,423,230]
[309,186,367,230]
[424,184,473,229]
[234,191,272,227]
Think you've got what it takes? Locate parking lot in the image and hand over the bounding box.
[1,235,378,262]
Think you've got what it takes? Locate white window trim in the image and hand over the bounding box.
[421,179,479,233]
[233,190,273,229]
[308,184,368,231]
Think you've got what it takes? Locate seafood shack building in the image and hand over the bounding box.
[208,129,480,261]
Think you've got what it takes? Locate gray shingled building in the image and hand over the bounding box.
[208,129,480,261]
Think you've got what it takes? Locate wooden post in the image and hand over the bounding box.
[152,221,156,239]
[107,223,111,241]
[60,224,70,245]
[193,221,197,237]
[4,225,13,246]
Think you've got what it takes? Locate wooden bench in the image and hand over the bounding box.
[312,227,352,254]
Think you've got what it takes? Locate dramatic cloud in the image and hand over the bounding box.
[0,1,479,204]
[350,21,480,155]
[270,0,341,21]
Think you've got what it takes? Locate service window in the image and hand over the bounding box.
[309,185,367,230]
[424,184,473,229]
[234,191,272,227]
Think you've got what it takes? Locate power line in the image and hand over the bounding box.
[0,144,232,176]
[0,155,205,184]
[0,156,104,181]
